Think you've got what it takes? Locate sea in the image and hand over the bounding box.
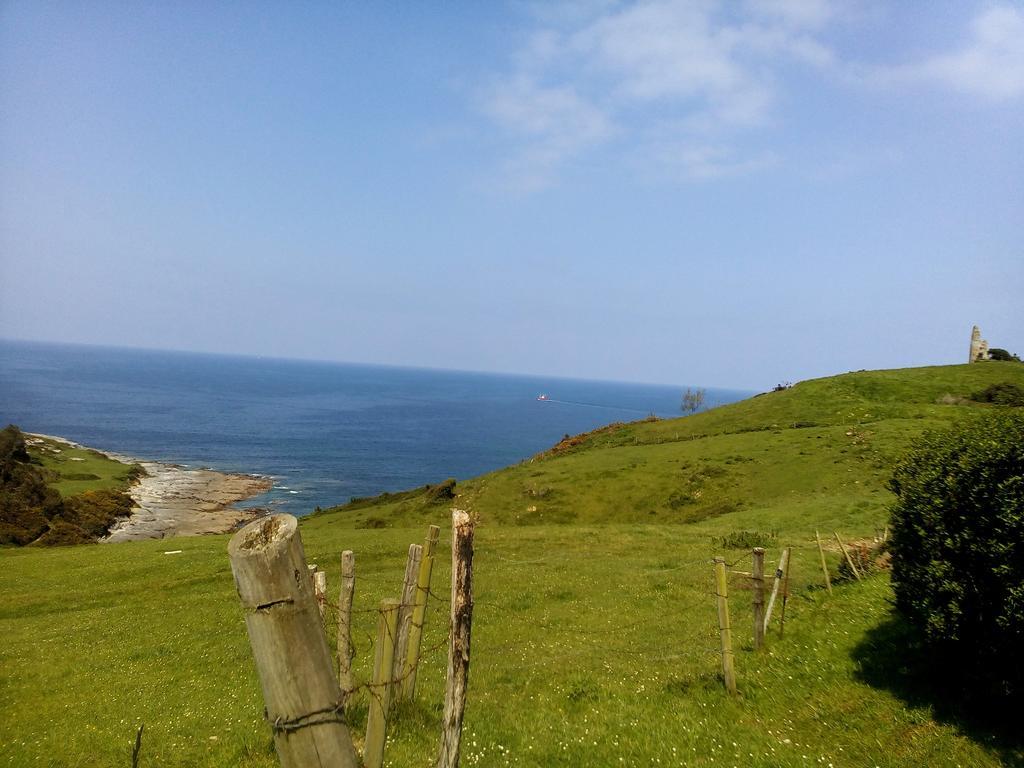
[0,340,752,515]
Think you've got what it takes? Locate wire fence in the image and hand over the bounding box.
[301,522,880,741]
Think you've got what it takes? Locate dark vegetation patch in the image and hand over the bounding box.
[1,425,136,546]
[521,485,555,499]
[676,499,740,524]
[888,410,1024,702]
[852,614,1024,762]
[969,382,1024,406]
[836,539,889,581]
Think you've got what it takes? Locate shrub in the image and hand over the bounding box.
[836,540,887,581]
[970,382,1024,407]
[61,489,134,538]
[0,425,64,545]
[888,411,1024,699]
[680,388,705,414]
[987,348,1021,362]
[424,478,456,502]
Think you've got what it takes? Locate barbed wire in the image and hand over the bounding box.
[302,535,845,726]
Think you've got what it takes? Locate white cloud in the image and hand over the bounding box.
[862,5,1024,101]
[480,1,1023,189]
[482,0,837,186]
[914,5,1024,100]
[484,76,614,189]
[644,142,781,179]
[744,0,836,29]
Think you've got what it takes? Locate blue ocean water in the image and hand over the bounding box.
[0,340,752,514]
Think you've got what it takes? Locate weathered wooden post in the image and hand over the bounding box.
[392,543,424,701]
[834,531,862,581]
[227,515,360,768]
[403,524,441,701]
[815,530,832,595]
[436,509,476,768]
[752,547,765,650]
[763,548,790,630]
[713,557,737,695]
[337,550,356,703]
[365,598,400,768]
[314,570,328,620]
[779,549,792,637]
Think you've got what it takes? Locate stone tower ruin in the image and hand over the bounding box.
[969,325,990,363]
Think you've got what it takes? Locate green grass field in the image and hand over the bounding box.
[25,434,143,497]
[2,362,1022,767]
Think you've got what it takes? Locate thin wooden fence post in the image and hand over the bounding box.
[834,531,862,581]
[392,543,423,703]
[763,548,790,631]
[752,548,765,650]
[713,557,737,695]
[779,548,792,638]
[337,550,356,704]
[436,510,476,768]
[403,524,441,701]
[364,598,400,768]
[227,515,360,768]
[314,570,327,620]
[815,530,832,595]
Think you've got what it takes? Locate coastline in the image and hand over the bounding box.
[29,434,273,542]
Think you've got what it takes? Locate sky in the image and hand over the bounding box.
[1,1,1022,390]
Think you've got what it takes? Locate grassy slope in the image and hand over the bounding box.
[1,362,1022,767]
[26,435,141,497]
[328,363,1020,531]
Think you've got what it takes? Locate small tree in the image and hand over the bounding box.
[888,411,1024,699]
[988,348,1021,362]
[680,388,705,415]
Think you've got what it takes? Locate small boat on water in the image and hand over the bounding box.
[537,394,549,401]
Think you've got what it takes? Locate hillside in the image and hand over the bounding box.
[0,427,143,545]
[1,362,1023,767]
[318,362,1024,530]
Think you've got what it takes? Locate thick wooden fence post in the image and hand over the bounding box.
[752,547,765,650]
[337,550,356,704]
[713,557,737,695]
[392,543,423,702]
[436,509,476,768]
[815,530,832,595]
[365,598,399,768]
[227,515,360,768]
[834,531,862,581]
[403,524,441,701]
[763,548,790,631]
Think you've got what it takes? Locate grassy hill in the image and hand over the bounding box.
[25,433,143,497]
[1,362,1022,767]
[0,429,143,546]
[320,362,1022,531]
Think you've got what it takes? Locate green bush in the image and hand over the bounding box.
[888,411,1024,699]
[987,348,1021,362]
[970,381,1024,406]
[0,425,64,545]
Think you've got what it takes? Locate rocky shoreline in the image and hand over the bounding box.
[30,434,273,542]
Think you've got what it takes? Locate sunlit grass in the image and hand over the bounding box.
[2,362,1022,766]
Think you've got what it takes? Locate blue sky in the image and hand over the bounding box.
[1,1,1021,389]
